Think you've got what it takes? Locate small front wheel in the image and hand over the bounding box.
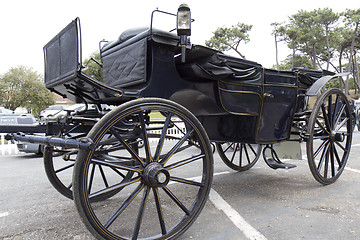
[307,88,352,185]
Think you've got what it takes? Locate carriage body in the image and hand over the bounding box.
[43,18,331,145]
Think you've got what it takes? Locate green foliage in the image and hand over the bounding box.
[276,54,313,70]
[280,8,340,69]
[205,22,252,59]
[82,51,103,82]
[0,66,55,117]
[326,77,356,89]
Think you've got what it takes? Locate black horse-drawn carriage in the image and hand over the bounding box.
[3,5,353,239]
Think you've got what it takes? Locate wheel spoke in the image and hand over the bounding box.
[335,141,348,153]
[315,119,330,135]
[55,163,75,173]
[110,127,146,167]
[163,186,190,215]
[332,95,340,125]
[138,112,152,163]
[335,116,349,132]
[317,142,329,172]
[89,176,141,199]
[324,148,330,178]
[248,144,257,155]
[170,176,204,187]
[110,167,126,178]
[328,94,333,128]
[132,186,150,240]
[330,144,335,177]
[333,144,342,167]
[98,165,109,188]
[224,142,235,153]
[312,135,330,140]
[321,104,331,131]
[165,153,205,170]
[91,158,142,173]
[231,143,238,164]
[160,129,194,165]
[88,163,96,194]
[154,113,172,162]
[334,104,346,128]
[104,183,144,229]
[243,144,251,165]
[153,187,167,236]
[313,139,328,159]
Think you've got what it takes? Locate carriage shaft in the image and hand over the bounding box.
[8,133,94,150]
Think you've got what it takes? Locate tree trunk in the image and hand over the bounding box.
[347,22,359,96]
[326,26,330,71]
[275,35,279,70]
[354,52,360,94]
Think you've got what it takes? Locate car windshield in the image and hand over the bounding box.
[0,108,13,114]
[46,105,65,110]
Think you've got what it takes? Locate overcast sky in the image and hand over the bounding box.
[0,0,358,75]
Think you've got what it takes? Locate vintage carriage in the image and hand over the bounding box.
[3,5,354,240]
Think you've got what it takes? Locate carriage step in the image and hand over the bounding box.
[265,158,297,170]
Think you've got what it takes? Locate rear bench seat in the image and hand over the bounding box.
[101,28,179,89]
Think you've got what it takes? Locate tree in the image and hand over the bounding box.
[342,9,360,94]
[271,22,287,70]
[276,54,313,70]
[205,22,252,59]
[82,51,103,81]
[0,66,55,116]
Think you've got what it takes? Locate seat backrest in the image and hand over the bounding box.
[43,18,81,88]
[101,28,179,89]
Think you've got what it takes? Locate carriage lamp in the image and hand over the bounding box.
[177,4,191,62]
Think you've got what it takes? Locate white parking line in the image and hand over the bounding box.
[345,167,360,174]
[185,171,266,239]
[0,212,9,218]
[209,189,267,240]
[203,142,360,239]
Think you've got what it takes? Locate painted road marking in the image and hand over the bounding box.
[209,189,268,240]
[345,167,360,174]
[185,171,267,240]
[0,212,9,218]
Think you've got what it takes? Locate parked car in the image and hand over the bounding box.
[0,112,42,155]
[0,113,37,125]
[40,104,98,123]
[39,105,68,120]
[0,107,14,115]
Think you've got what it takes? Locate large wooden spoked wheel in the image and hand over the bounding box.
[73,98,213,240]
[307,88,353,185]
[43,145,76,199]
[216,142,262,171]
[43,137,136,201]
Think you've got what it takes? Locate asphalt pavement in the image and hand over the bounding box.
[1,131,360,239]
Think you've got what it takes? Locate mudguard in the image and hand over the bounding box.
[306,72,350,96]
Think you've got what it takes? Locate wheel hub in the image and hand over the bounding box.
[330,131,345,143]
[143,162,170,187]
